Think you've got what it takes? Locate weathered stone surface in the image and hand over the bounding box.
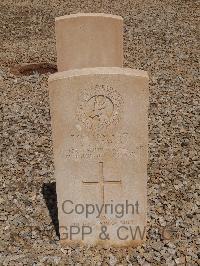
[48,67,149,246]
[2,0,199,263]
[55,13,123,71]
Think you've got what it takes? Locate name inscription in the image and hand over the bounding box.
[64,132,144,160]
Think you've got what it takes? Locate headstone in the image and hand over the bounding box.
[48,13,149,247]
[55,13,123,71]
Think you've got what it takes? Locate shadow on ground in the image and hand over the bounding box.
[42,182,60,237]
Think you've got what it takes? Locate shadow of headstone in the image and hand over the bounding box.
[42,182,60,237]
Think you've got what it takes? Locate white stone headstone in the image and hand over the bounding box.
[55,13,123,72]
[48,13,149,247]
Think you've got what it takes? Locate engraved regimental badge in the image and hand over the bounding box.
[77,84,123,132]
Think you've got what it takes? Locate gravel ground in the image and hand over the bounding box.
[1,0,199,265]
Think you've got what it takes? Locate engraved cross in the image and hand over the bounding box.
[82,162,121,205]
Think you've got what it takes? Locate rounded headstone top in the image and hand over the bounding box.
[48,67,149,83]
[55,13,123,21]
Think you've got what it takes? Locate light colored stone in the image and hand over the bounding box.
[48,67,149,246]
[49,12,149,247]
[55,13,123,72]
[175,257,186,265]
